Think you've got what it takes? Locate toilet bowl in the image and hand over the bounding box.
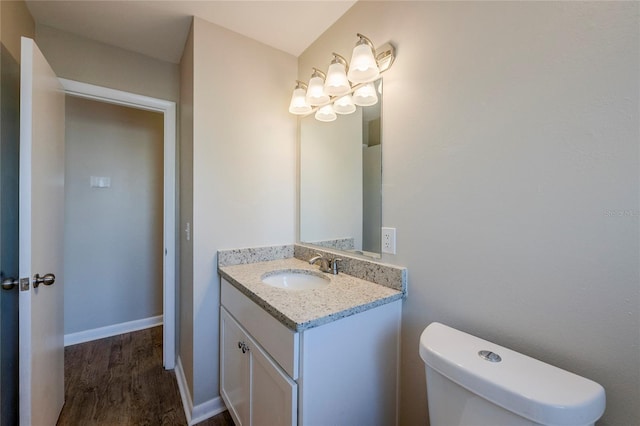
[419,322,605,426]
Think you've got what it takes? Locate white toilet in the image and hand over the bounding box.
[419,322,606,426]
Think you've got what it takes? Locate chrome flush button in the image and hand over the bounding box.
[478,350,502,362]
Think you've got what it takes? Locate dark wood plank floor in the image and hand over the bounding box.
[57,326,234,426]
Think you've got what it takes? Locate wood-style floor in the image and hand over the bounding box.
[57,326,234,426]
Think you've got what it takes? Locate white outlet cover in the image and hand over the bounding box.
[381,227,396,254]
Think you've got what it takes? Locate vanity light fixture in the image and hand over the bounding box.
[288,33,395,121]
[352,82,378,107]
[347,34,380,84]
[288,81,312,115]
[324,53,351,97]
[333,94,356,115]
[315,104,337,122]
[306,68,330,106]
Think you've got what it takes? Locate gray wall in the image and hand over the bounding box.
[35,24,179,103]
[299,2,639,425]
[179,19,195,398]
[186,17,297,406]
[64,96,164,334]
[1,0,34,62]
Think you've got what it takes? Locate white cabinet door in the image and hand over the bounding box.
[220,308,250,426]
[221,306,298,426]
[250,340,297,426]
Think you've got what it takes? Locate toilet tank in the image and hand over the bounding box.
[419,323,606,426]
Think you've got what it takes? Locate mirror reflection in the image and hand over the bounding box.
[299,79,382,258]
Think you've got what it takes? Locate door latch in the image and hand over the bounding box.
[20,277,30,291]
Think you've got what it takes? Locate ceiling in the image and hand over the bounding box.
[25,0,357,64]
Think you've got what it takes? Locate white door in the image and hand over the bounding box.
[0,38,22,425]
[19,36,65,426]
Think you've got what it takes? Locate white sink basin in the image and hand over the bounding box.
[261,269,329,290]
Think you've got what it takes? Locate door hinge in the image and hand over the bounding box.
[20,277,30,291]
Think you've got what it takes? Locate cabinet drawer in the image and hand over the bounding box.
[222,279,299,379]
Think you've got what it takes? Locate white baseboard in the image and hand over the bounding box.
[64,315,163,347]
[191,396,226,425]
[175,356,227,425]
[174,357,193,424]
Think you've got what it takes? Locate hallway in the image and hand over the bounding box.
[56,326,233,426]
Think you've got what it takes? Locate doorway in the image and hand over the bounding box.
[64,96,163,345]
[60,79,176,369]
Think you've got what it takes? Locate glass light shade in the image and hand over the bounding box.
[315,104,337,122]
[288,87,312,115]
[324,62,351,96]
[352,83,378,106]
[333,95,356,115]
[306,75,330,106]
[347,43,380,84]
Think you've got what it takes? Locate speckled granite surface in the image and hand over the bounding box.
[219,257,403,332]
[294,244,407,293]
[304,237,355,251]
[218,245,294,267]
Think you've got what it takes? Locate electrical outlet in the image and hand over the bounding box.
[381,227,396,254]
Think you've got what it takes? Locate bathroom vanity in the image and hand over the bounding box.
[218,246,406,426]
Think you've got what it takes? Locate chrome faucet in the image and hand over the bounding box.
[309,254,331,273]
[309,254,342,275]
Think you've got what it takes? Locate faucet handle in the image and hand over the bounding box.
[330,258,342,275]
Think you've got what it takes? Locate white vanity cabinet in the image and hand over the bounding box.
[220,278,402,426]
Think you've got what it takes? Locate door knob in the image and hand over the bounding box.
[33,273,55,288]
[1,277,18,290]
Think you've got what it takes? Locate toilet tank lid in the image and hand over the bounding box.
[419,322,606,426]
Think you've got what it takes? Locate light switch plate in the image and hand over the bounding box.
[90,176,111,188]
[381,227,396,254]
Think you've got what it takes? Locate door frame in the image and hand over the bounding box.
[59,78,177,369]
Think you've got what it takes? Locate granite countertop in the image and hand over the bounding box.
[219,257,403,332]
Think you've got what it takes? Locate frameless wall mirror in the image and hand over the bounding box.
[299,78,382,258]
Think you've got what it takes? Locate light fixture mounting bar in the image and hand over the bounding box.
[375,42,395,73]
